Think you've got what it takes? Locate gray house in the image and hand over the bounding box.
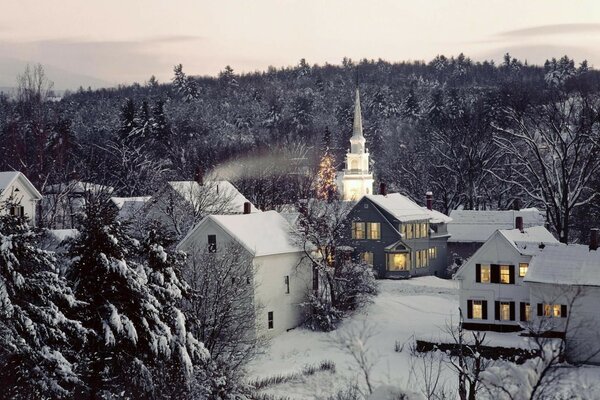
[341,190,452,278]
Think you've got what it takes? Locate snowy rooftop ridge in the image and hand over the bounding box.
[448,208,545,243]
[168,180,259,214]
[44,180,114,195]
[365,193,450,223]
[110,196,151,220]
[0,171,43,200]
[525,244,600,286]
[499,226,560,256]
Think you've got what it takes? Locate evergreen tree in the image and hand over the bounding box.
[66,197,208,398]
[316,127,337,202]
[0,200,86,399]
[172,64,198,102]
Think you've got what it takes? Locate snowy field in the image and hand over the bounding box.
[247,277,600,399]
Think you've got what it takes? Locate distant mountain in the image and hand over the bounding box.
[0,56,114,91]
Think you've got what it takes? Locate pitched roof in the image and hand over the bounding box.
[499,226,559,256]
[110,196,151,220]
[365,193,449,223]
[525,244,600,286]
[0,171,43,200]
[168,180,259,214]
[447,208,545,243]
[44,180,114,195]
[352,88,364,139]
[182,210,302,257]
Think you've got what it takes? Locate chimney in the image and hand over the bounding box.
[426,191,433,211]
[194,166,204,186]
[379,182,387,196]
[512,198,521,211]
[590,228,599,251]
[243,202,252,215]
[515,216,524,233]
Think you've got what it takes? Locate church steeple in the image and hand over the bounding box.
[352,88,363,139]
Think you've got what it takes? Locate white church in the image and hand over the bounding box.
[341,88,374,201]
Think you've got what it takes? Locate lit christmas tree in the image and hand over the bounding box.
[317,127,338,202]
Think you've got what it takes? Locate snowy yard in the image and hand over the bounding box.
[248,277,600,399]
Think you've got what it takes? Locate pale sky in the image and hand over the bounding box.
[1,0,599,88]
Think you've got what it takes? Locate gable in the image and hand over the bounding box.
[177,217,254,258]
[454,231,523,279]
[0,172,42,202]
[347,197,400,235]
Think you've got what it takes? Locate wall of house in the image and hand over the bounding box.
[253,252,312,337]
[0,178,38,225]
[458,234,532,331]
[529,283,600,364]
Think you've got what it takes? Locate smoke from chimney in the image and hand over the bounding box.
[590,228,599,251]
[515,216,524,233]
[243,202,252,215]
[426,191,433,211]
[379,182,387,196]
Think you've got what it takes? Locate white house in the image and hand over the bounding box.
[525,232,600,364]
[177,209,312,337]
[454,219,559,332]
[340,88,374,201]
[0,171,43,225]
[447,208,546,265]
[143,179,259,237]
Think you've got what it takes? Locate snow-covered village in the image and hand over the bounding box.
[2,2,600,399]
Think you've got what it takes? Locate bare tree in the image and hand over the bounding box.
[334,322,378,396]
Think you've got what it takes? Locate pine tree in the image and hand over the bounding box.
[316,127,337,202]
[66,197,208,398]
[172,64,198,102]
[0,200,86,399]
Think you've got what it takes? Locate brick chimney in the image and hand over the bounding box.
[379,182,387,196]
[515,216,524,233]
[243,202,252,215]
[194,166,204,186]
[590,228,599,251]
[426,191,433,211]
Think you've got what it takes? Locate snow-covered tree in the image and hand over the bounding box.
[316,127,338,202]
[172,64,198,102]
[66,195,208,398]
[0,199,86,399]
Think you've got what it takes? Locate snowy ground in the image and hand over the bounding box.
[247,277,600,399]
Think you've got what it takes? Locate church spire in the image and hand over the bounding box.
[352,88,364,139]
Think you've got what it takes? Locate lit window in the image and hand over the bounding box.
[400,224,406,238]
[406,224,413,239]
[428,247,437,260]
[387,253,409,271]
[480,265,490,283]
[367,223,380,239]
[525,303,531,321]
[423,223,429,237]
[553,304,561,317]
[416,250,428,268]
[500,302,511,321]
[352,222,366,239]
[361,252,374,266]
[500,265,510,284]
[268,311,274,329]
[473,300,483,319]
[519,263,528,277]
[542,304,563,318]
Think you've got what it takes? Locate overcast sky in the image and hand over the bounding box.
[1,0,599,88]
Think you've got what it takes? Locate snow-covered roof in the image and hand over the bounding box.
[168,180,259,214]
[44,180,114,195]
[0,171,43,200]
[110,196,151,220]
[187,210,302,257]
[422,207,453,224]
[447,208,545,243]
[525,244,600,286]
[365,193,449,223]
[499,226,559,256]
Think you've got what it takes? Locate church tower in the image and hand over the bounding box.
[341,88,374,201]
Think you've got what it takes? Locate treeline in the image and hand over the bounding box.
[1,54,599,242]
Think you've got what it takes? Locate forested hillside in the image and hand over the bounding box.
[1,54,599,242]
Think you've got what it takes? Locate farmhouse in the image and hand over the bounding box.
[0,171,42,225]
[341,187,451,279]
[177,207,312,337]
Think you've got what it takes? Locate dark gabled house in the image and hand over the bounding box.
[340,189,452,278]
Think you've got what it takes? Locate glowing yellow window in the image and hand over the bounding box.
[480,265,491,283]
[361,252,374,266]
[519,263,528,277]
[387,253,409,271]
[500,265,510,284]
[367,223,380,239]
[473,300,483,319]
[500,302,511,321]
[352,222,365,239]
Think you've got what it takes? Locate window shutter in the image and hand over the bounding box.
[510,302,515,321]
[482,301,488,320]
[475,264,481,283]
[537,303,543,316]
[509,265,515,284]
[495,301,500,321]
[561,305,567,318]
[491,264,500,283]
[520,302,526,322]
[467,300,473,319]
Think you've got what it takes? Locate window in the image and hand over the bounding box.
[415,251,421,268]
[500,265,511,284]
[367,222,380,240]
[284,275,290,294]
[361,252,374,266]
[428,247,437,260]
[500,302,511,321]
[520,302,531,322]
[542,304,566,318]
[519,263,529,277]
[312,264,319,291]
[267,311,274,329]
[400,224,406,238]
[352,222,366,239]
[422,223,429,237]
[406,224,413,239]
[364,202,369,209]
[467,299,487,320]
[416,250,428,268]
[387,253,409,271]
[9,206,24,217]
[208,234,217,253]
[477,264,491,283]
